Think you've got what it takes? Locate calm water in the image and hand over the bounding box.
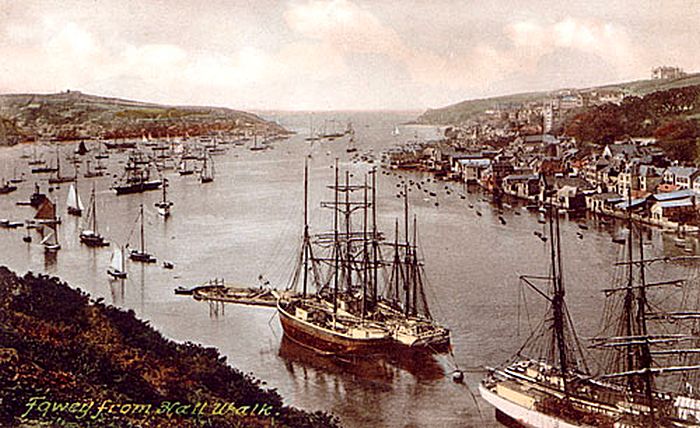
[0,111,695,427]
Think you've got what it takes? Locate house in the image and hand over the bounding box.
[502,174,540,200]
[540,176,594,211]
[586,192,624,214]
[664,166,699,189]
[456,158,491,183]
[650,199,696,225]
[638,165,664,193]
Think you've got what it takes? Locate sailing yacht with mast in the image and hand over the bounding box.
[66,182,84,216]
[200,154,214,183]
[79,184,108,247]
[154,178,173,217]
[128,204,156,263]
[107,246,127,279]
[479,183,700,427]
[41,225,61,252]
[48,147,75,184]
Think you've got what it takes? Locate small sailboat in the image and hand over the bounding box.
[391,125,400,137]
[178,159,194,175]
[41,225,61,252]
[80,184,109,247]
[107,246,127,279]
[34,198,60,225]
[66,183,84,216]
[154,178,173,217]
[75,141,89,155]
[48,147,74,184]
[129,204,156,263]
[200,155,214,183]
[250,133,266,151]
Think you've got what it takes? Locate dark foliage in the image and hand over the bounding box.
[0,268,340,427]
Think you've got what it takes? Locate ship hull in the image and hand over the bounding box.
[277,301,391,356]
[114,181,162,195]
[479,384,591,428]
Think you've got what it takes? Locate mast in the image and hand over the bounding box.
[345,171,351,293]
[371,168,378,307]
[546,181,570,395]
[333,159,339,321]
[412,215,418,317]
[140,203,145,253]
[404,183,410,316]
[362,174,368,320]
[638,224,656,426]
[303,159,309,299]
[91,183,97,233]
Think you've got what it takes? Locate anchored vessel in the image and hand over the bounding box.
[79,184,108,247]
[277,160,449,356]
[154,178,173,217]
[107,246,127,279]
[480,185,700,427]
[113,152,162,195]
[66,183,84,216]
[128,204,156,263]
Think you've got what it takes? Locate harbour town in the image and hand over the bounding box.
[2,2,700,427]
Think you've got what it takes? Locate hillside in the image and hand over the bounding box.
[416,72,700,125]
[0,267,338,427]
[0,91,289,144]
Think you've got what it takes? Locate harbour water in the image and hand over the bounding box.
[0,111,695,427]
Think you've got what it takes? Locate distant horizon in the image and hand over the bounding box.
[4,64,696,115]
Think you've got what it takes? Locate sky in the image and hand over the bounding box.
[1,0,699,111]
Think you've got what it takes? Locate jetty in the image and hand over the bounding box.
[177,278,281,307]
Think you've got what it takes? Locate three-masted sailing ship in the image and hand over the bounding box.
[479,184,700,427]
[79,184,109,247]
[113,152,162,195]
[277,160,449,355]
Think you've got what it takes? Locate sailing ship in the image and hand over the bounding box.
[250,133,266,151]
[200,155,214,183]
[83,159,104,178]
[9,165,25,184]
[128,204,156,263]
[107,246,127,279]
[178,159,194,175]
[112,155,162,195]
[154,178,173,217]
[75,141,89,155]
[48,147,75,184]
[346,123,357,153]
[391,125,400,137]
[79,184,108,247]
[277,161,449,355]
[41,225,61,252]
[479,184,700,427]
[34,198,61,225]
[66,183,84,216]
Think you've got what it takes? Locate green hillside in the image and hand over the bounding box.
[416,72,700,125]
[0,91,288,143]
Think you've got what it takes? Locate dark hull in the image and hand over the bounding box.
[80,235,109,247]
[277,301,391,356]
[114,181,161,195]
[129,251,156,263]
